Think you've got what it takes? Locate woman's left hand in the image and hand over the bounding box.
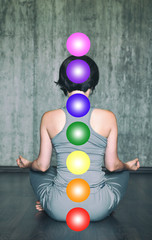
[16,155,32,169]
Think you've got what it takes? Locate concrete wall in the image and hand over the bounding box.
[0,0,151,167]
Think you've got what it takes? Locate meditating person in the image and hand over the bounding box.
[16,55,140,221]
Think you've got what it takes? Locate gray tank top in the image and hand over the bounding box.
[51,106,108,190]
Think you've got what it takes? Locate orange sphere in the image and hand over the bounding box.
[66,178,90,202]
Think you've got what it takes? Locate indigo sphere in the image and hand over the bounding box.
[66,94,90,117]
[66,122,90,145]
[66,59,90,84]
[66,32,91,56]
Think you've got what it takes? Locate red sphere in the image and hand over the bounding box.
[66,207,90,231]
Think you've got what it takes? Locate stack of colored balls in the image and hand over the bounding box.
[65,32,91,231]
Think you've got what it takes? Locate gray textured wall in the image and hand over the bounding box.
[0,0,152,167]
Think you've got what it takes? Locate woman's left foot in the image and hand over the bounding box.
[35,201,44,211]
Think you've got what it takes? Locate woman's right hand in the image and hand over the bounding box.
[125,158,140,171]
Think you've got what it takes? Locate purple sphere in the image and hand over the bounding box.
[66,59,90,84]
[66,93,90,117]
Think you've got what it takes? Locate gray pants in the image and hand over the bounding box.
[29,167,130,221]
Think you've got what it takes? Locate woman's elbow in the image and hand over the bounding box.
[41,164,50,172]
[105,164,115,172]
[106,167,115,172]
[41,168,47,172]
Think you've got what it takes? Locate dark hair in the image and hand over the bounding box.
[54,55,99,96]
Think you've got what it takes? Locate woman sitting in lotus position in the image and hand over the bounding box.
[16,55,140,221]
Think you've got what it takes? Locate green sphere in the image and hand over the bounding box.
[66,121,90,145]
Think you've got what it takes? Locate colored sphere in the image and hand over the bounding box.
[66,207,90,231]
[66,151,90,174]
[66,59,90,84]
[66,93,90,117]
[66,178,90,202]
[66,32,91,56]
[66,122,90,145]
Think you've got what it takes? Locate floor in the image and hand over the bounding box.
[0,172,152,240]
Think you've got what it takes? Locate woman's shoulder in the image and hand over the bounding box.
[42,108,64,120]
[93,108,116,120]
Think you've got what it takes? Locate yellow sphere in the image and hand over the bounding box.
[66,151,90,174]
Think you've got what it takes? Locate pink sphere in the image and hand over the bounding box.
[66,32,91,56]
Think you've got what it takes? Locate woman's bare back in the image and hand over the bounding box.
[45,108,112,140]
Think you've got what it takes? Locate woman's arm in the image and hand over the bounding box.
[104,111,140,172]
[104,111,120,172]
[16,112,52,172]
[29,112,52,171]
[16,156,43,171]
[109,158,140,172]
[108,159,128,172]
[28,159,44,171]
